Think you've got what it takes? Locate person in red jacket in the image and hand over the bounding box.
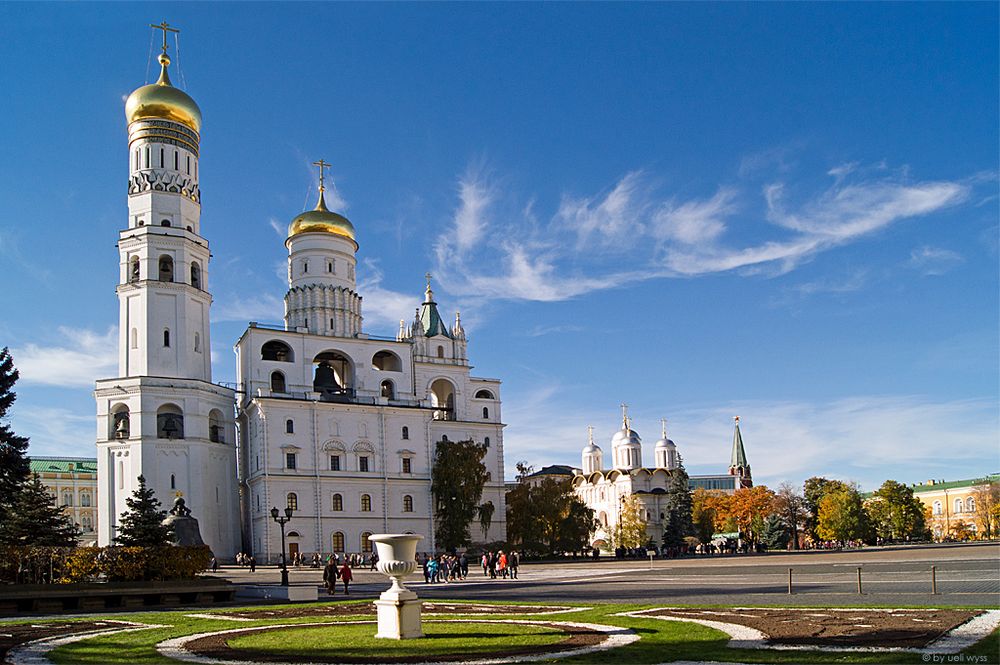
[340,561,353,594]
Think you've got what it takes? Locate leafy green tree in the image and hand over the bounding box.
[477,500,495,539]
[430,439,488,551]
[661,460,693,548]
[614,495,648,549]
[867,479,928,542]
[773,482,806,549]
[505,463,596,556]
[760,513,790,550]
[0,348,30,513]
[115,475,174,547]
[803,476,848,542]
[0,474,80,546]
[816,484,867,545]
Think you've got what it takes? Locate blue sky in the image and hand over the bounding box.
[1,3,997,491]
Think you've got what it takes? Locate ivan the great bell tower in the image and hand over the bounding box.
[94,23,238,556]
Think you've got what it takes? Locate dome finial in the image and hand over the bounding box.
[620,402,629,430]
[150,21,179,86]
[587,425,595,445]
[661,417,668,439]
[424,272,434,302]
[312,159,332,211]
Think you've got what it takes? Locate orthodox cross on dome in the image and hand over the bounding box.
[312,159,331,192]
[734,415,740,424]
[620,403,629,429]
[150,21,179,56]
[587,425,594,445]
[661,417,668,439]
[424,272,434,301]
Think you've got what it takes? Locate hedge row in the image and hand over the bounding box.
[0,545,212,584]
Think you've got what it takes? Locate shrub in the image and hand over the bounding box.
[0,545,211,584]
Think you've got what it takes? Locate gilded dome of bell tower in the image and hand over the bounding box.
[124,23,201,133]
[287,159,357,243]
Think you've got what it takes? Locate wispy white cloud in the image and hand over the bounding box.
[13,327,117,387]
[501,391,998,491]
[14,405,95,458]
[268,218,286,239]
[909,245,964,276]
[526,324,584,337]
[357,259,421,331]
[432,161,972,303]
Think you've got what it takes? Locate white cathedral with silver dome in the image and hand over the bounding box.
[572,406,751,550]
[94,25,507,560]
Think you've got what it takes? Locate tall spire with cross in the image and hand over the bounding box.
[729,415,752,486]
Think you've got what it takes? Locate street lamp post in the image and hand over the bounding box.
[270,506,294,586]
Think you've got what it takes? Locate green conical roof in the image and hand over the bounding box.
[419,283,452,338]
[730,419,749,469]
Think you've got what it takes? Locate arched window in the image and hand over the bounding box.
[190,262,201,289]
[313,351,354,398]
[361,494,372,512]
[430,378,456,421]
[327,261,333,273]
[484,436,490,447]
[170,474,176,489]
[80,493,91,507]
[160,219,171,227]
[441,435,449,442]
[372,351,402,371]
[129,256,140,283]
[270,371,286,393]
[380,380,395,400]
[437,346,444,358]
[933,500,942,516]
[303,260,309,274]
[62,492,73,507]
[158,255,174,282]
[285,419,294,434]
[361,531,373,553]
[331,493,343,511]
[954,498,963,513]
[332,531,345,552]
[209,410,224,443]
[156,404,184,439]
[402,426,409,440]
[110,404,130,439]
[483,407,489,419]
[163,329,171,347]
[475,389,495,400]
[403,495,413,512]
[967,497,976,513]
[261,340,293,362]
[287,493,298,510]
[82,515,92,531]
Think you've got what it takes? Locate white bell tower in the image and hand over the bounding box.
[95,22,237,557]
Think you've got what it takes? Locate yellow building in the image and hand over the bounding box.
[28,457,99,545]
[911,474,999,541]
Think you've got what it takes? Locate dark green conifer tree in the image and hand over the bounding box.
[661,457,694,548]
[115,475,174,547]
[0,474,80,546]
[0,348,30,511]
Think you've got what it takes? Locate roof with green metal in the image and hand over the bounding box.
[911,474,999,493]
[28,457,98,475]
[730,423,748,469]
[419,298,452,338]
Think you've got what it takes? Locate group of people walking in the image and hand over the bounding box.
[419,550,519,583]
[481,550,519,579]
[322,556,354,594]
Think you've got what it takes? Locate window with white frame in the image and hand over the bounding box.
[330,455,341,471]
[286,452,297,469]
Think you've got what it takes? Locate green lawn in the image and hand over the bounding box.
[38,600,1000,665]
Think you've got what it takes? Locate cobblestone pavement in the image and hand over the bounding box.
[216,542,1000,607]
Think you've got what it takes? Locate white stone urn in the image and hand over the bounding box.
[368,533,424,639]
[369,533,422,593]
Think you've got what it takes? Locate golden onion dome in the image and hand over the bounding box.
[125,53,202,132]
[288,190,356,242]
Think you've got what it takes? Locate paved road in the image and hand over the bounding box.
[221,542,1000,607]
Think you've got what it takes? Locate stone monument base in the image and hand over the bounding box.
[374,589,423,639]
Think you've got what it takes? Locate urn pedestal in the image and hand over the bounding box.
[368,533,424,640]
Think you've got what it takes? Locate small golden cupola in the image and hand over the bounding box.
[124,23,201,133]
[287,159,357,243]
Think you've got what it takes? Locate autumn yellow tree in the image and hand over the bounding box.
[972,480,1000,539]
[692,489,733,541]
[729,485,776,545]
[614,494,648,549]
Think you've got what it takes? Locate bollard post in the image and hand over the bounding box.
[787,568,793,595]
[856,567,862,595]
[931,565,937,595]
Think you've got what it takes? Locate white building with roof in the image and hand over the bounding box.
[571,408,752,549]
[96,28,506,561]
